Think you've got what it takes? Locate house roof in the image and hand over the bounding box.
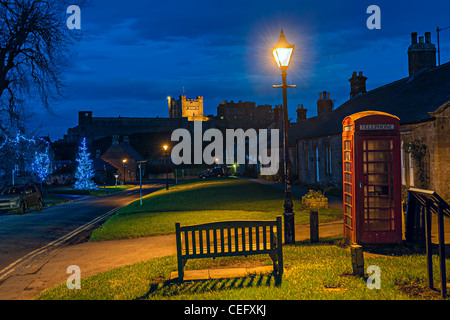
[289,62,450,145]
[92,158,117,171]
[119,143,145,162]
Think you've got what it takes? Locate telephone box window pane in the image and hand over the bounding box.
[368,163,390,173]
[345,194,352,204]
[368,174,389,184]
[344,141,351,150]
[370,208,391,219]
[368,197,391,208]
[344,162,351,172]
[345,205,352,214]
[345,183,351,194]
[371,186,389,196]
[345,216,352,226]
[344,151,351,161]
[368,140,390,150]
[345,173,351,183]
[368,152,390,161]
[369,220,390,231]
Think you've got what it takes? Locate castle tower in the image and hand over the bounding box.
[168,95,207,121]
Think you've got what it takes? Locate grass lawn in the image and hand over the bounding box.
[89,178,343,241]
[45,185,134,196]
[36,238,449,300]
[42,195,70,207]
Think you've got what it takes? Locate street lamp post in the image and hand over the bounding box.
[163,145,169,190]
[273,29,296,244]
[122,159,127,185]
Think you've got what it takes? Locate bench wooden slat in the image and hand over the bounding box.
[192,230,196,255]
[256,226,260,251]
[213,228,218,254]
[263,226,267,250]
[199,230,203,254]
[269,226,273,250]
[234,227,239,253]
[175,217,283,282]
[184,230,189,255]
[206,229,210,254]
[242,227,245,252]
[220,229,225,252]
[228,228,232,253]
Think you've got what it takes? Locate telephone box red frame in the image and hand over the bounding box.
[342,111,402,244]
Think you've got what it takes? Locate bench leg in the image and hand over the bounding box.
[177,259,187,281]
[269,252,279,273]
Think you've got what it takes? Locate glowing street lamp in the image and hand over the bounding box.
[122,158,127,185]
[273,29,296,244]
[163,145,169,190]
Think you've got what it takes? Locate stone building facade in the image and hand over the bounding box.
[168,95,208,121]
[289,32,450,201]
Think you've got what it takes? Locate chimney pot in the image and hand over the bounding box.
[419,36,424,44]
[425,32,431,43]
[358,71,363,76]
[319,92,322,99]
[411,32,418,44]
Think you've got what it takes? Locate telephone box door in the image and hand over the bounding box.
[342,111,402,244]
[357,136,402,243]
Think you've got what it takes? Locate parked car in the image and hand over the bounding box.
[0,184,43,214]
[199,167,224,179]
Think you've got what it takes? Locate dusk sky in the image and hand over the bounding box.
[28,0,450,140]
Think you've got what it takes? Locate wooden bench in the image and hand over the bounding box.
[175,216,283,281]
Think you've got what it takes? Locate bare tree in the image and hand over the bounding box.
[0,0,83,132]
[0,0,85,186]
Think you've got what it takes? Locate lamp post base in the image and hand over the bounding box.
[283,212,295,244]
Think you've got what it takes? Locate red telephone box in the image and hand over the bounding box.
[342,111,402,244]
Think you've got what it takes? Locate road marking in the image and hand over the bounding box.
[0,184,163,283]
[0,205,122,283]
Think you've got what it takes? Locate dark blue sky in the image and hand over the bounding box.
[29,0,450,140]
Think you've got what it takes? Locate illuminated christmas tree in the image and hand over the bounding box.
[31,148,51,187]
[74,137,97,190]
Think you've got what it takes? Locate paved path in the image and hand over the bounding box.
[0,220,342,300]
[2,178,447,300]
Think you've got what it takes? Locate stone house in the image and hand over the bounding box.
[289,32,450,201]
[100,135,145,182]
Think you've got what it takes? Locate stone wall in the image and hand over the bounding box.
[293,106,450,202]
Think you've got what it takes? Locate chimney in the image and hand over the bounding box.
[349,71,368,99]
[296,104,307,121]
[317,91,333,116]
[408,32,436,76]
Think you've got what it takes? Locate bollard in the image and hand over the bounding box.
[350,245,364,276]
[310,210,319,243]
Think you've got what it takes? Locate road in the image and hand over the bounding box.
[0,183,162,289]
